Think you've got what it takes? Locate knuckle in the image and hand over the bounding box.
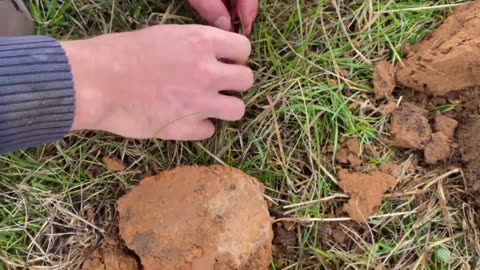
[188,28,213,50]
[197,62,217,79]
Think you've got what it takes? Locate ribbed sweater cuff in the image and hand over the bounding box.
[0,36,74,154]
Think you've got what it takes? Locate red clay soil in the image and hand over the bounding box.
[434,113,458,139]
[373,60,395,99]
[82,236,138,270]
[116,165,273,270]
[372,0,480,227]
[395,0,480,96]
[424,132,451,165]
[338,170,397,223]
[458,117,480,192]
[388,102,432,150]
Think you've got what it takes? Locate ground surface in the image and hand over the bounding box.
[0,0,479,269]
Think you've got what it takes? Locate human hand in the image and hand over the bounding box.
[62,25,253,140]
[188,0,258,35]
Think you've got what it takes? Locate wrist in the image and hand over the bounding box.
[61,40,106,131]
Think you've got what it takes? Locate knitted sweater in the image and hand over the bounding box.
[0,36,74,154]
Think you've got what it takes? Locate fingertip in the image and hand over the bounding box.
[244,25,252,36]
[202,120,216,139]
[237,0,258,35]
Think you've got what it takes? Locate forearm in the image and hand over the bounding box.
[0,36,74,154]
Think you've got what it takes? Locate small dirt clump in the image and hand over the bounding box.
[424,132,451,165]
[82,236,138,270]
[338,170,397,223]
[395,1,480,96]
[117,165,273,270]
[434,113,458,139]
[388,102,431,149]
[373,60,395,99]
[346,138,360,156]
[336,139,362,168]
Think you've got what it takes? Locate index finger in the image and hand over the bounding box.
[236,0,259,35]
[207,28,252,64]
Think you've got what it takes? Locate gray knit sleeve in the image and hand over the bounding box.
[0,36,74,154]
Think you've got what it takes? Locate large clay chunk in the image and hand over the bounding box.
[117,165,273,270]
[395,1,480,96]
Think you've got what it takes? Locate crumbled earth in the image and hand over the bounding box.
[424,132,451,165]
[272,222,297,267]
[458,117,480,191]
[379,163,399,175]
[338,170,397,223]
[117,165,273,270]
[346,138,360,156]
[434,113,458,139]
[382,101,397,116]
[336,138,362,168]
[395,0,480,96]
[388,102,431,149]
[372,0,480,229]
[373,60,395,99]
[82,235,139,270]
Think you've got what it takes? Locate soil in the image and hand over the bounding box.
[395,0,480,96]
[371,0,480,228]
[336,138,363,168]
[116,165,273,270]
[458,116,480,190]
[373,60,395,99]
[388,102,432,149]
[272,222,297,265]
[82,235,139,270]
[346,138,360,156]
[434,113,458,139]
[338,170,397,223]
[424,132,451,165]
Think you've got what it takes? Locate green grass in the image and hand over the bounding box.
[1,0,478,269]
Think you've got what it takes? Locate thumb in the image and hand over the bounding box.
[189,0,233,31]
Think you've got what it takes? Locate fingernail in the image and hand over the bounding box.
[214,16,231,31]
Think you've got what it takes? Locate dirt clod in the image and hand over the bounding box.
[434,113,458,139]
[82,236,138,270]
[117,165,273,270]
[388,102,431,149]
[383,101,397,116]
[424,132,451,165]
[338,170,397,223]
[395,1,480,96]
[379,163,399,175]
[336,148,350,164]
[373,60,395,99]
[458,117,480,188]
[103,157,126,172]
[346,138,360,156]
